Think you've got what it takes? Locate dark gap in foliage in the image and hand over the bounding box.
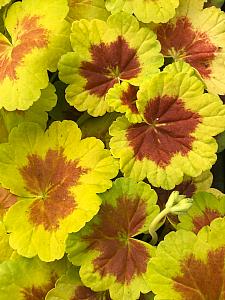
[212,152,225,192]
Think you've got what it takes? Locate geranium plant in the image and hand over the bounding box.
[0,0,225,299]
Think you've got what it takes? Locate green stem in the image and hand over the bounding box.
[148,207,170,245]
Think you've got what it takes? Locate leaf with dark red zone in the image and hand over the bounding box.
[58,12,163,116]
[0,185,17,220]
[178,191,225,233]
[109,69,225,189]
[149,218,225,299]
[156,5,225,94]
[0,256,67,300]
[66,178,159,300]
[0,121,118,261]
[107,82,142,123]
[0,0,70,110]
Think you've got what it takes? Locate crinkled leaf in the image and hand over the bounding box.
[0,120,118,261]
[109,68,225,189]
[66,177,159,300]
[58,12,163,116]
[149,217,225,299]
[178,191,225,233]
[157,2,225,94]
[0,0,70,110]
[0,256,67,299]
[105,0,179,23]
[0,83,56,143]
[47,266,112,300]
[67,0,110,22]
[176,0,207,16]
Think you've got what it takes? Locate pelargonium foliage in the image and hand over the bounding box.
[0,1,225,299]
[0,120,118,261]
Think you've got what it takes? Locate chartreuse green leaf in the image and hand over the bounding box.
[0,0,70,110]
[0,185,17,262]
[155,171,213,227]
[0,120,118,262]
[58,12,163,117]
[206,0,225,7]
[0,221,14,262]
[67,0,110,22]
[149,217,225,299]
[66,178,159,300]
[105,0,179,23]
[109,67,225,189]
[78,112,120,147]
[178,191,225,233]
[0,256,67,300]
[157,0,225,94]
[163,61,204,82]
[0,83,56,143]
[0,0,10,9]
[46,266,112,300]
[106,82,142,123]
[217,130,225,153]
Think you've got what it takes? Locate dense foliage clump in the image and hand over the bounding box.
[0,0,225,299]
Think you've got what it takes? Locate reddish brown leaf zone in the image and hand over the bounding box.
[157,17,218,78]
[72,286,111,300]
[84,197,149,283]
[19,148,87,231]
[193,208,222,234]
[173,247,225,299]
[126,95,201,167]
[0,186,17,218]
[21,274,58,300]
[121,84,139,114]
[80,36,141,97]
[0,15,48,81]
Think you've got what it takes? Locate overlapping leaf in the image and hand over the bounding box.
[0,0,70,110]
[105,0,179,23]
[0,0,10,9]
[0,221,14,263]
[58,12,163,116]
[149,217,225,299]
[109,67,225,189]
[67,0,110,22]
[78,112,120,146]
[0,83,56,143]
[107,82,142,123]
[0,256,67,299]
[46,266,112,300]
[66,178,159,300]
[178,191,225,233]
[0,120,118,261]
[157,0,225,94]
[0,184,17,220]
